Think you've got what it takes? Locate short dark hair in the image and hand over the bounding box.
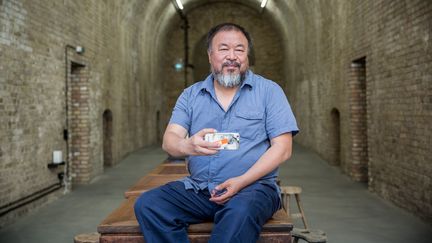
[206,23,253,54]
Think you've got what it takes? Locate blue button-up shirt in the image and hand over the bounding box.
[169,70,299,193]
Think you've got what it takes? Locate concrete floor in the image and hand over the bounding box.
[0,143,431,243]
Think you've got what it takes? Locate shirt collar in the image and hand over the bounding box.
[200,70,255,93]
[241,70,255,89]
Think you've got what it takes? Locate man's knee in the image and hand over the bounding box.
[134,182,185,220]
[134,189,160,218]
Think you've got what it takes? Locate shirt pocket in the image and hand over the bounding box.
[233,110,265,140]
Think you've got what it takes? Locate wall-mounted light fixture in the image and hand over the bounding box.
[48,150,65,168]
[75,46,85,54]
[66,44,85,55]
[53,150,63,164]
[260,0,268,8]
[174,58,184,72]
[174,0,184,10]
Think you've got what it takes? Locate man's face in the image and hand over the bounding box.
[208,30,249,87]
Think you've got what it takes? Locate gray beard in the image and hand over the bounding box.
[214,72,242,88]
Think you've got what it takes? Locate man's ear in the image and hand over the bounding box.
[207,50,212,63]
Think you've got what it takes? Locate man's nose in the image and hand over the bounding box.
[226,49,237,60]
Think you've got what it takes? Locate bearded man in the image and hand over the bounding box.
[134,23,299,243]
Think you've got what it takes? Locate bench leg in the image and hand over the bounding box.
[295,194,309,229]
[283,193,291,215]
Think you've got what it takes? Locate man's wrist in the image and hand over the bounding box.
[178,138,190,156]
[238,174,253,188]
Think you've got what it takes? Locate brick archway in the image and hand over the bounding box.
[67,61,91,184]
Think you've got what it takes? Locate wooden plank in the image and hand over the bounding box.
[100,233,291,243]
[98,198,138,234]
[163,158,187,164]
[186,208,291,233]
[148,164,189,175]
[98,197,293,235]
[74,232,100,243]
[100,234,144,243]
[124,174,186,198]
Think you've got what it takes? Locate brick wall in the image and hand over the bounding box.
[351,0,431,223]
[1,0,430,226]
[275,0,431,223]
[0,0,163,225]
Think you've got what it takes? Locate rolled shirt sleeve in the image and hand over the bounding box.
[169,89,191,131]
[265,82,299,139]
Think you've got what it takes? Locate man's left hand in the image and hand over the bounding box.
[209,176,247,205]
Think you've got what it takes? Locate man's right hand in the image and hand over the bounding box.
[162,124,220,157]
[183,128,221,156]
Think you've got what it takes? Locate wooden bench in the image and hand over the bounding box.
[98,196,292,242]
[124,174,187,198]
[124,162,188,198]
[97,159,293,242]
[148,163,189,175]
